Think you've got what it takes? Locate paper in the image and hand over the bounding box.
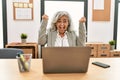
[94,0,104,10]
[13,0,29,3]
[24,3,28,8]
[29,3,33,8]
[14,3,19,7]
[18,3,23,8]
[15,8,32,20]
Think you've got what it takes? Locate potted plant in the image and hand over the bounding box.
[109,40,115,50]
[21,33,28,43]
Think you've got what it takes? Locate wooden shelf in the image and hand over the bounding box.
[6,42,38,58]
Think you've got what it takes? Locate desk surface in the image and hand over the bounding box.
[0,58,120,80]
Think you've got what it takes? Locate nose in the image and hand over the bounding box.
[60,22,64,26]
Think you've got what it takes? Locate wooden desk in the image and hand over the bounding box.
[6,42,38,58]
[0,58,120,80]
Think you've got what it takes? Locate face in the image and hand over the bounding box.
[55,16,69,34]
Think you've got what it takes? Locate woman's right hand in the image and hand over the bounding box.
[42,14,49,21]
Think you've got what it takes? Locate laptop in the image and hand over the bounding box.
[42,47,91,73]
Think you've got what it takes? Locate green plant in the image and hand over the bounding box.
[109,40,115,45]
[21,33,27,39]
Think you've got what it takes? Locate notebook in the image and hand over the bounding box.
[42,47,91,73]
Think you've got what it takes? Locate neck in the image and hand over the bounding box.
[59,33,65,37]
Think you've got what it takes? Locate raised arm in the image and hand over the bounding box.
[38,14,49,46]
[77,17,86,46]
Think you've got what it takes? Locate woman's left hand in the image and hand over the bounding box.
[79,17,86,23]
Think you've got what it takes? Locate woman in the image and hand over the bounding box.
[38,11,86,47]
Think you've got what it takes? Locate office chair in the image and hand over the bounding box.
[0,48,23,59]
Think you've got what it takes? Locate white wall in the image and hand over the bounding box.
[45,1,84,36]
[0,0,3,48]
[87,0,115,43]
[6,0,115,44]
[117,3,120,50]
[7,0,41,43]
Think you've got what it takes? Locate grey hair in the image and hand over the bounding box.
[50,11,74,32]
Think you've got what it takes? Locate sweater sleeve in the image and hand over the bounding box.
[38,20,48,45]
[77,22,86,46]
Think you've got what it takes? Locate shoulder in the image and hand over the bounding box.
[68,31,75,34]
[67,31,76,36]
[48,29,57,34]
